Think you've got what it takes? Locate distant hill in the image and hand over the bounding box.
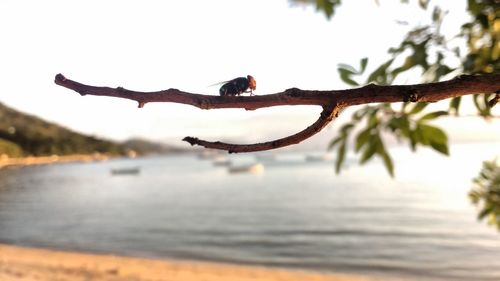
[0,102,185,157]
[122,138,188,155]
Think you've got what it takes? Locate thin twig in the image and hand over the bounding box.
[183,105,342,153]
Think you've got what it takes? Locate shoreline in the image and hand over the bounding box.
[0,154,111,169]
[0,244,375,281]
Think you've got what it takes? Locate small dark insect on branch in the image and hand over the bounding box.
[54,73,500,153]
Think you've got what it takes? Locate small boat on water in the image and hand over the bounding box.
[111,167,140,175]
[228,163,264,174]
[212,156,231,166]
[305,154,332,162]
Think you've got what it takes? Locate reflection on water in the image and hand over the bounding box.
[0,143,499,281]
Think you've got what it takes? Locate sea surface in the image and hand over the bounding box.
[0,143,499,280]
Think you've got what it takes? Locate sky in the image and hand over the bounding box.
[0,0,498,149]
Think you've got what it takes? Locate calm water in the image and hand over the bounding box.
[0,144,499,280]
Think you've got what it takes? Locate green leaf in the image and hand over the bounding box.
[408,102,428,115]
[414,124,430,145]
[387,116,411,138]
[352,107,368,121]
[484,94,493,108]
[314,0,341,19]
[473,94,492,117]
[360,57,368,73]
[355,127,371,152]
[418,123,448,145]
[450,97,461,115]
[430,141,449,155]
[467,0,480,14]
[378,145,394,177]
[434,64,455,82]
[399,116,411,137]
[360,138,378,164]
[368,111,379,128]
[419,111,448,121]
[338,68,359,86]
[392,56,416,77]
[338,64,357,73]
[335,140,346,174]
[478,204,494,220]
[409,130,418,151]
[401,102,410,113]
[340,123,355,134]
[469,190,481,204]
[418,0,429,9]
[328,136,343,150]
[432,6,441,22]
[367,59,394,85]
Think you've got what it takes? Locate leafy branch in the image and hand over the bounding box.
[324,0,500,177]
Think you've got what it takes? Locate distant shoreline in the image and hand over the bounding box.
[0,153,111,169]
[0,243,374,281]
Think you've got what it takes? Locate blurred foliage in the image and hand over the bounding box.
[470,159,500,230]
[0,138,23,157]
[289,0,342,19]
[0,102,126,157]
[291,0,500,229]
[289,0,429,19]
[290,0,499,176]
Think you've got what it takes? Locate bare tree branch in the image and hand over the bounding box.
[54,73,500,153]
[183,105,343,153]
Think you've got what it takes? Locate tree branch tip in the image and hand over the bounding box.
[55,73,66,83]
[182,136,198,146]
[488,93,500,108]
[137,101,146,108]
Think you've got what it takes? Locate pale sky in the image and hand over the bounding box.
[0,0,497,149]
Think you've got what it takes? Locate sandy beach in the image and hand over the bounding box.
[0,244,374,281]
[0,154,110,169]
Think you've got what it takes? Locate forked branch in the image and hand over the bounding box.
[54,73,500,153]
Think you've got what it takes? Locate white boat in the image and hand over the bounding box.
[305,154,332,162]
[111,167,140,175]
[228,163,264,174]
[213,156,231,166]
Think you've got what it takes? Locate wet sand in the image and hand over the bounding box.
[0,244,374,281]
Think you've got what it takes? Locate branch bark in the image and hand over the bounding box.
[54,73,500,153]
